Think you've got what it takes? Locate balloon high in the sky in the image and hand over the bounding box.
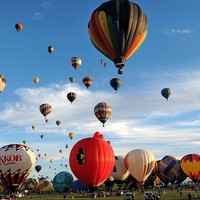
[35,165,42,173]
[67,92,76,104]
[15,23,23,32]
[83,76,93,89]
[48,46,54,54]
[69,132,115,187]
[39,103,52,121]
[161,88,171,101]
[69,132,75,140]
[33,77,39,84]
[110,78,122,92]
[94,102,112,127]
[70,57,82,70]
[88,0,148,74]
[124,149,156,185]
[0,75,6,93]
[69,77,75,83]
[0,144,36,192]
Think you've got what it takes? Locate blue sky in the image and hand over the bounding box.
[1,0,200,182]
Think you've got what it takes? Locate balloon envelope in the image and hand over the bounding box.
[88,0,148,74]
[0,144,36,192]
[69,132,115,187]
[15,23,23,32]
[124,149,156,185]
[161,88,171,100]
[0,75,6,93]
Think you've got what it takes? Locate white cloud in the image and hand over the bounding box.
[162,28,194,35]
[1,69,200,180]
[31,12,43,20]
[40,1,52,9]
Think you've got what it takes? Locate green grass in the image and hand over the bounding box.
[12,189,200,200]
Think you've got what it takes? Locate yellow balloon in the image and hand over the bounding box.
[33,77,39,84]
[68,132,74,139]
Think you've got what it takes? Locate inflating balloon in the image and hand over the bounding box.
[0,144,36,192]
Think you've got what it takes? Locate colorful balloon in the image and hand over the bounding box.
[180,154,200,183]
[88,0,148,74]
[39,103,52,121]
[52,171,73,192]
[94,102,112,127]
[83,76,93,89]
[158,155,180,182]
[161,88,171,101]
[110,78,122,92]
[124,149,156,185]
[67,92,76,104]
[69,132,115,187]
[15,23,23,32]
[70,57,82,70]
[0,144,36,192]
[0,75,6,93]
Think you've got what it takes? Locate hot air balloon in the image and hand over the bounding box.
[161,88,171,101]
[48,46,54,54]
[56,120,61,126]
[39,103,52,121]
[83,76,93,89]
[110,156,130,182]
[69,132,74,140]
[20,178,38,192]
[0,144,36,192]
[70,57,82,70]
[0,75,6,93]
[124,149,156,185]
[15,23,23,32]
[110,78,122,92]
[52,171,74,192]
[36,180,53,192]
[59,149,62,153]
[67,92,76,104]
[158,155,180,183]
[32,125,36,130]
[180,154,200,183]
[23,140,26,144]
[40,135,44,139]
[65,144,68,148]
[69,132,115,188]
[35,165,42,173]
[33,77,39,84]
[69,77,75,83]
[94,102,112,127]
[88,0,148,74]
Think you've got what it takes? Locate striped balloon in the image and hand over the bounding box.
[94,102,112,127]
[39,103,52,119]
[124,149,156,185]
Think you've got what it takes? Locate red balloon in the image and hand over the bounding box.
[69,132,115,187]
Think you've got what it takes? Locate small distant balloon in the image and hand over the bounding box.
[110,78,122,92]
[32,125,36,130]
[83,76,93,89]
[70,57,82,70]
[23,140,26,144]
[39,103,52,122]
[48,46,54,54]
[40,135,44,139]
[33,77,39,84]
[0,75,6,93]
[56,120,61,126]
[69,132,74,140]
[161,88,171,101]
[67,92,76,104]
[65,144,68,148]
[15,23,23,32]
[69,77,75,83]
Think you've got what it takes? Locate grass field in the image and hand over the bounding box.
[10,189,200,200]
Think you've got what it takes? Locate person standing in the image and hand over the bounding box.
[63,193,66,200]
[187,193,192,200]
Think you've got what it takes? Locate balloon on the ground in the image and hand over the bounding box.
[124,149,156,185]
[72,180,87,191]
[36,180,53,192]
[69,132,115,187]
[20,178,38,192]
[0,181,6,194]
[0,144,36,192]
[52,171,73,192]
